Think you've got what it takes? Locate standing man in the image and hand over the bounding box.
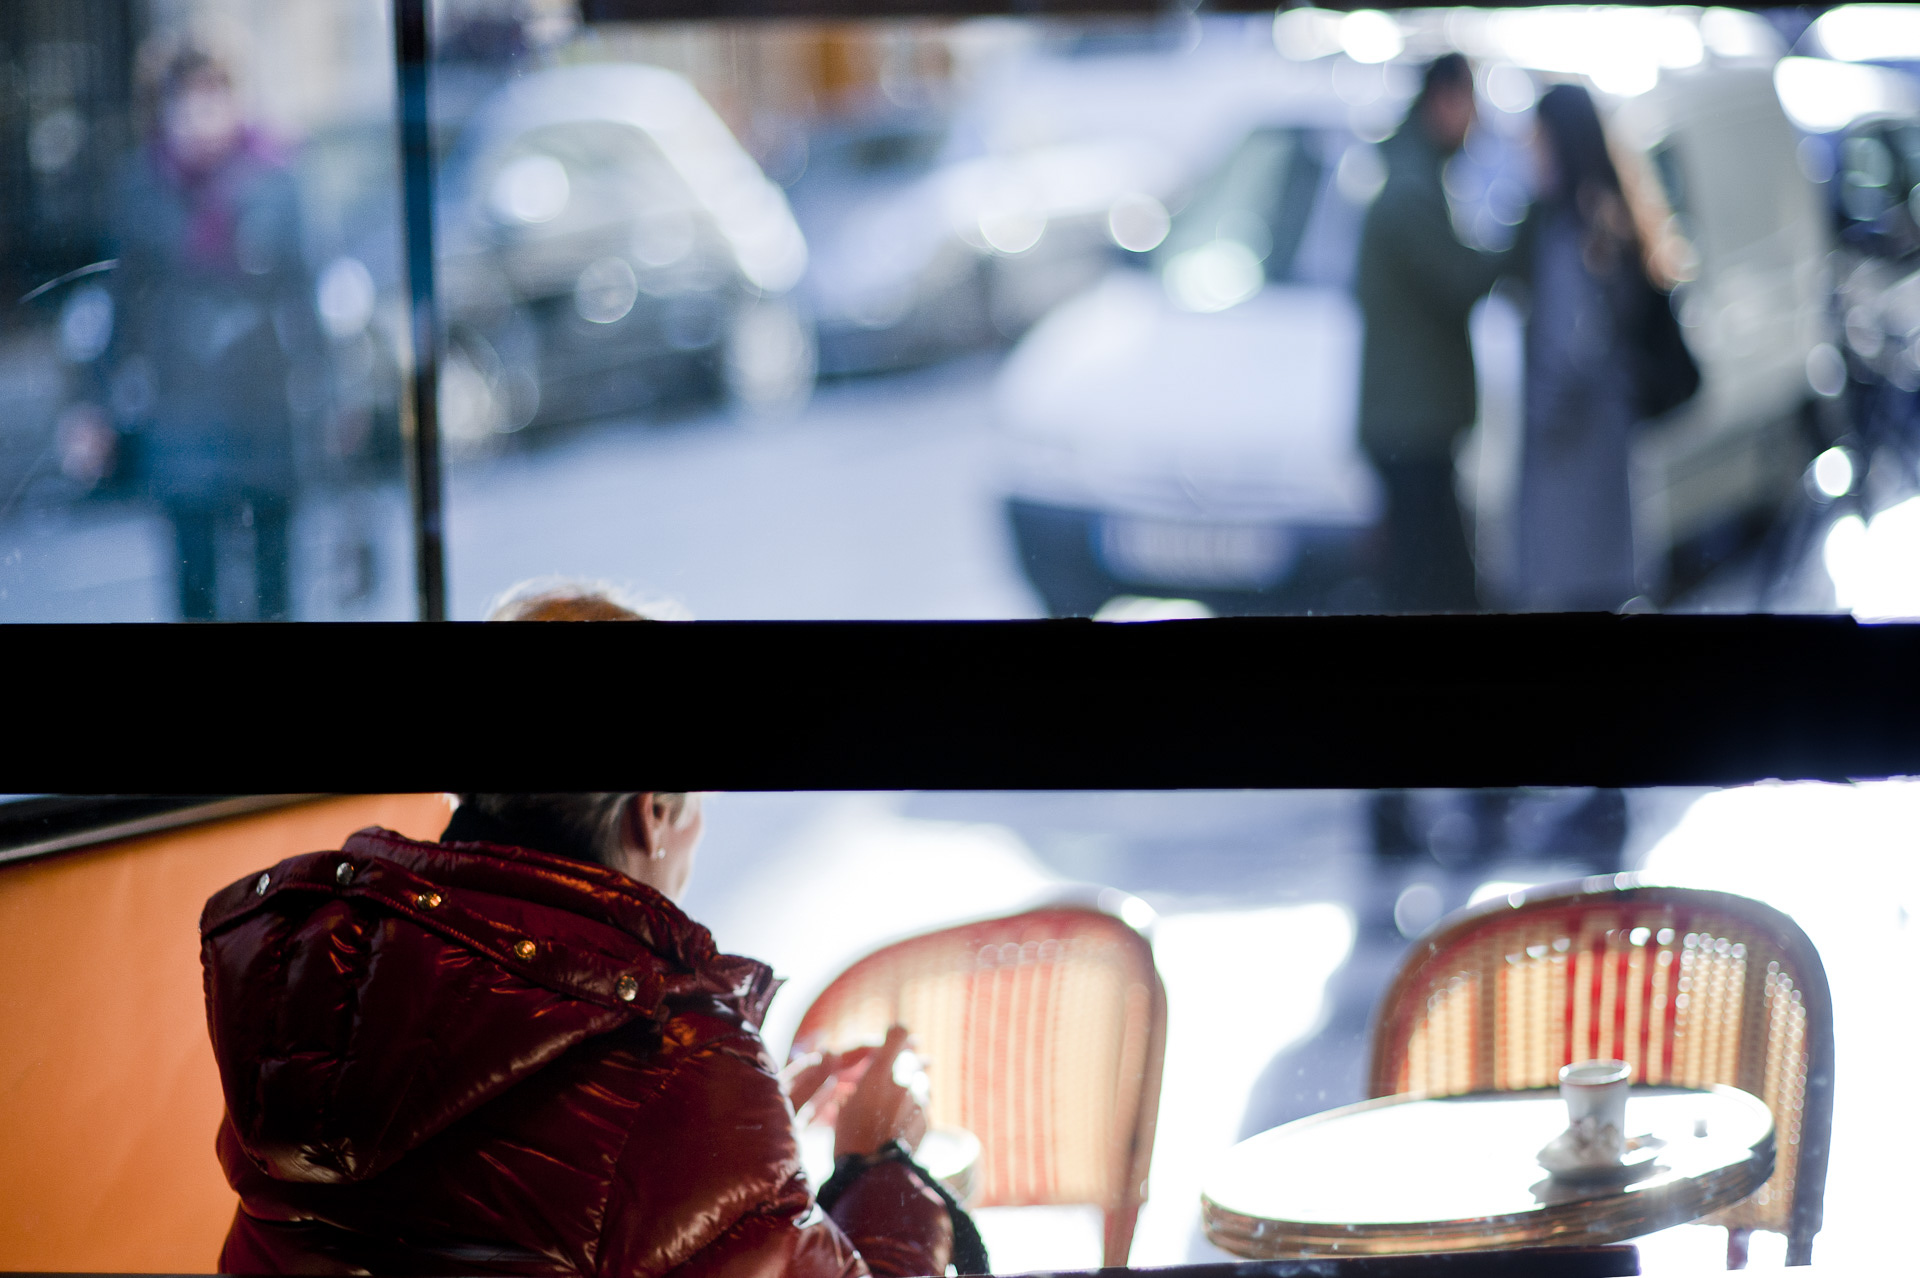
[1356,53,1506,612]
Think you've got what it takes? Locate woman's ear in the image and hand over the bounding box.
[627,792,669,861]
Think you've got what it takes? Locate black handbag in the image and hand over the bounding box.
[1631,274,1702,421]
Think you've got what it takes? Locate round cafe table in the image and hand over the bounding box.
[1202,1085,1773,1258]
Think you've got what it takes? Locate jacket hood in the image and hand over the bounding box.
[200,826,775,1186]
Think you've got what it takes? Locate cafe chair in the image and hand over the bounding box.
[791,899,1168,1267]
[1366,879,1833,1269]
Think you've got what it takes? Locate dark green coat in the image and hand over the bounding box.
[1355,126,1509,462]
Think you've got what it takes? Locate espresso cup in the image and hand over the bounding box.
[1559,1059,1631,1163]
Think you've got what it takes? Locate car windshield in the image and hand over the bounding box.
[1156,127,1333,285]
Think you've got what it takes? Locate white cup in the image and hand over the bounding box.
[1559,1059,1631,1165]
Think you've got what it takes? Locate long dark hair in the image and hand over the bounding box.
[1535,83,1641,279]
[1535,84,1620,206]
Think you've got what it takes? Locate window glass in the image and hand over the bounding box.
[426,5,1904,622]
[4,782,1908,1269]
[0,0,409,620]
[671,783,1910,1272]
[7,5,1919,624]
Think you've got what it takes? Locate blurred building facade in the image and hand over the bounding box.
[0,0,397,320]
[577,19,968,166]
[0,0,984,315]
[0,1,136,312]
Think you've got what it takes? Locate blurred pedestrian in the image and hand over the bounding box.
[1356,53,1509,613]
[1511,84,1697,611]
[106,43,322,619]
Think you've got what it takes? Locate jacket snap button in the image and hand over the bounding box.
[615,975,639,1002]
[335,862,355,887]
[254,873,271,895]
[415,891,442,910]
[513,939,536,961]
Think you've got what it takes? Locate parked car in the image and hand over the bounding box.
[785,108,985,376]
[434,62,813,445]
[795,114,1179,377]
[999,53,1832,616]
[797,23,1374,378]
[998,122,1383,617]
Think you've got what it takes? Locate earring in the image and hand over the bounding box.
[649,842,668,861]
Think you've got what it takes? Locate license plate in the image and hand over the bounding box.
[1099,517,1295,589]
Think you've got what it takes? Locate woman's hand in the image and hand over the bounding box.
[784,1048,864,1118]
[830,1025,930,1159]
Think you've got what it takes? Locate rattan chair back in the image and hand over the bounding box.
[793,905,1167,1267]
[1367,879,1832,1265]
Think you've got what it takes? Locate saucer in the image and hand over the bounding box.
[1537,1133,1666,1182]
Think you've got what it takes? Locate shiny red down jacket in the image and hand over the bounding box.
[200,826,951,1278]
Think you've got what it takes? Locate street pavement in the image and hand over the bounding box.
[0,352,1040,622]
[445,352,1041,621]
[0,345,1847,624]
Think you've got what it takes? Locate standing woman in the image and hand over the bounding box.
[1514,84,1695,611]
[109,43,322,620]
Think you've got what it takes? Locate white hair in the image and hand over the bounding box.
[483,576,693,622]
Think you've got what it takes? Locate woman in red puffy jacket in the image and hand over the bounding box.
[200,788,974,1278]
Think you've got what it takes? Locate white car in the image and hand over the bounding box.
[803,25,1395,377]
[1000,55,1830,615]
[1001,122,1383,616]
[435,63,814,442]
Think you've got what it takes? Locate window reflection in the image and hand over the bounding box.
[429,7,1904,622]
[6,5,1920,621]
[15,784,1905,1271]
[685,783,1912,1271]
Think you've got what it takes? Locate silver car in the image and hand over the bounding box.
[436,62,813,446]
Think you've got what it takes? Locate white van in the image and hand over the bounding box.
[1469,64,1831,600]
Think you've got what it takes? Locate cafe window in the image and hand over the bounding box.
[2,2,1916,1276]
[681,784,1899,1273]
[2,3,1916,623]
[1,780,1910,1272]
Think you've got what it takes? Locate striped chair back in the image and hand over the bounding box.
[1367,879,1832,1265]
[793,905,1166,1267]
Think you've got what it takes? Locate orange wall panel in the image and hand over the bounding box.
[0,795,453,1273]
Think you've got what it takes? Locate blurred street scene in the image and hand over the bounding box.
[8,4,1920,619]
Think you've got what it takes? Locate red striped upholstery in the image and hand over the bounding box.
[1367,880,1833,1265]
[793,906,1166,1266]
